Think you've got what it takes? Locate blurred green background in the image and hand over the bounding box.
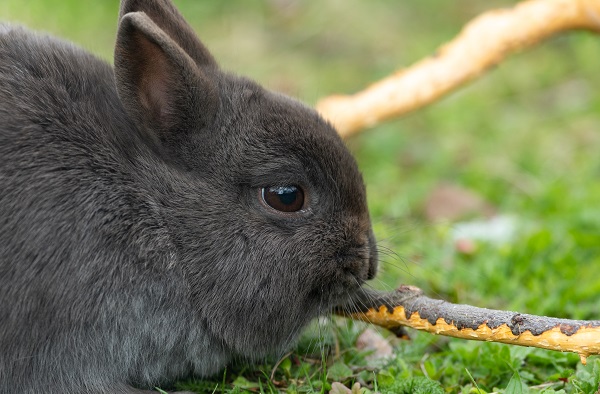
[3,1,600,391]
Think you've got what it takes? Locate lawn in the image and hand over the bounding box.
[2,0,600,392]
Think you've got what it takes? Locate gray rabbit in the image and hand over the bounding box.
[0,0,380,392]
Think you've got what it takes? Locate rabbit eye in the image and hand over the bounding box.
[261,186,305,213]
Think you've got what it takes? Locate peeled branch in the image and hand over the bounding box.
[316,0,600,137]
[342,286,600,364]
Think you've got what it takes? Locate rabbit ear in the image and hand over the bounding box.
[118,0,217,68]
[114,11,219,142]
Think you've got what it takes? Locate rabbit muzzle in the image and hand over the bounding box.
[336,229,378,285]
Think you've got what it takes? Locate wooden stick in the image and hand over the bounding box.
[316,0,600,137]
[343,286,600,364]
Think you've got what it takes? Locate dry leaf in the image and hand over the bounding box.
[424,183,495,222]
[356,328,393,361]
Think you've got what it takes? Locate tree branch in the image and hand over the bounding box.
[316,0,600,137]
[342,286,600,364]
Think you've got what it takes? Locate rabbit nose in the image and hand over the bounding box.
[339,236,378,282]
[339,219,378,281]
[335,244,370,281]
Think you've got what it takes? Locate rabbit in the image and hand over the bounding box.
[0,0,380,393]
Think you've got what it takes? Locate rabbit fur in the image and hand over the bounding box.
[0,0,378,392]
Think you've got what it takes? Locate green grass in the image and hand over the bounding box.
[3,1,600,392]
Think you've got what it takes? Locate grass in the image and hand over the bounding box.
[3,0,600,392]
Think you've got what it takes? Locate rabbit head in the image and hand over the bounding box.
[114,0,378,358]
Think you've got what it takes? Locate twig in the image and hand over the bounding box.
[316,0,600,137]
[342,286,600,364]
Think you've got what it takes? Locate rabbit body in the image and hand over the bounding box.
[0,1,377,393]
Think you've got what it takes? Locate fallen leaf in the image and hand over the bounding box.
[329,382,365,394]
[424,183,495,222]
[455,238,478,255]
[329,382,352,394]
[356,328,393,361]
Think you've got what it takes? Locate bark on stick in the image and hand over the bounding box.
[344,286,600,364]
